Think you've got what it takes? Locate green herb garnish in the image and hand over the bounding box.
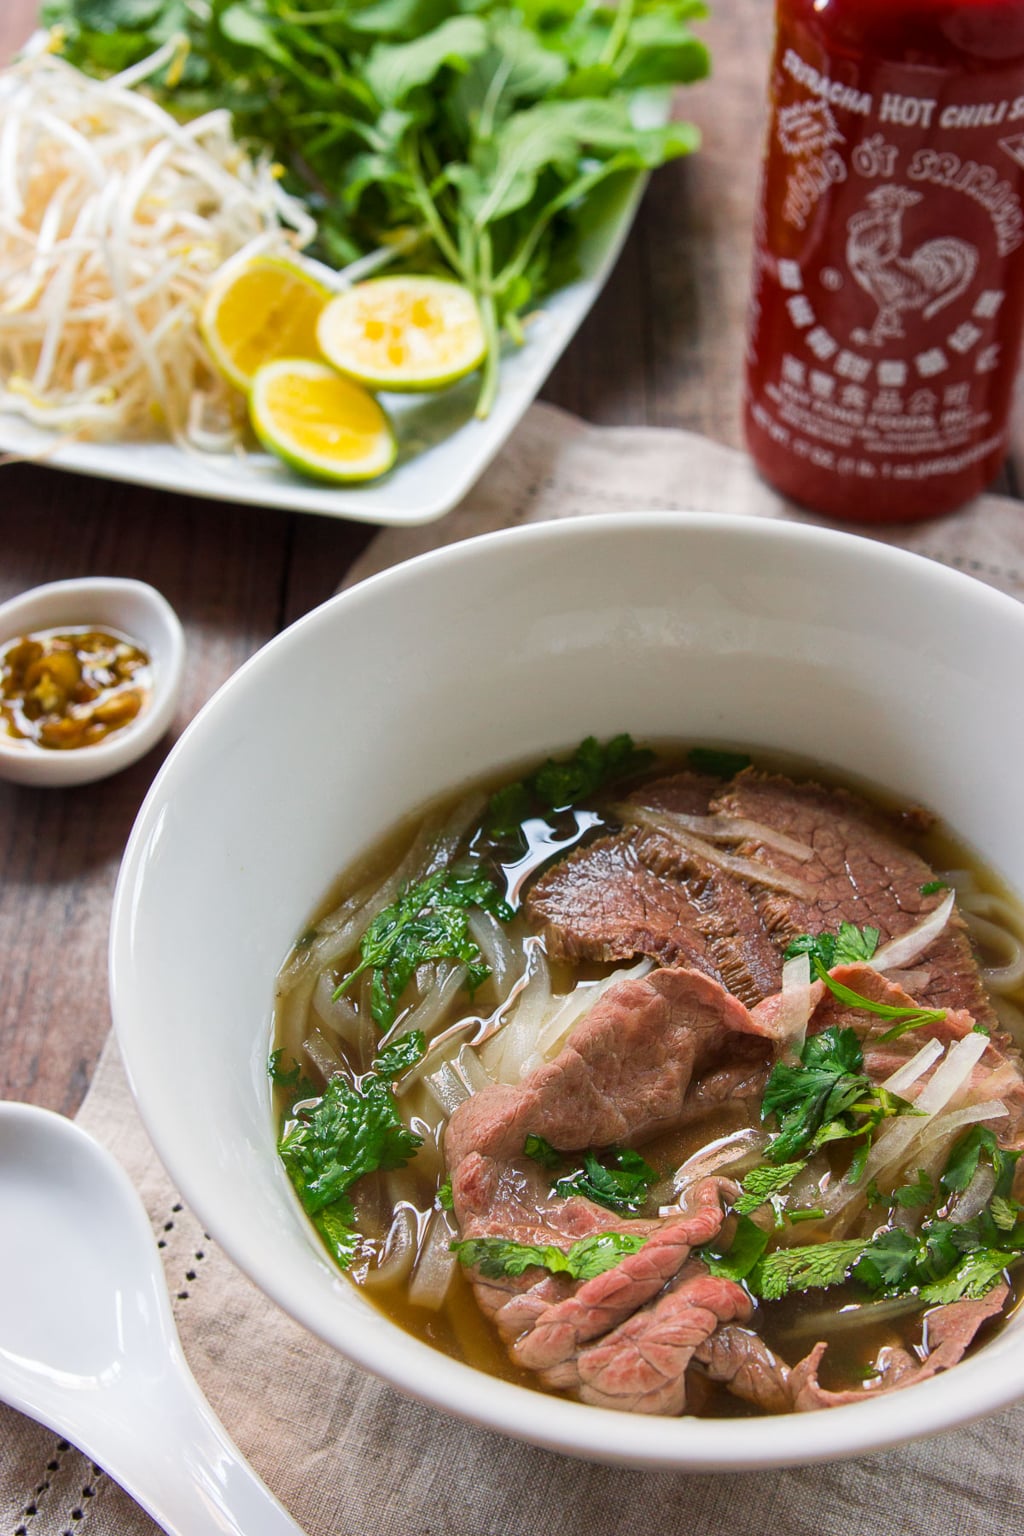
[554,1147,656,1215]
[760,1026,908,1165]
[487,733,654,839]
[523,1133,561,1170]
[277,1034,426,1268]
[920,881,947,896]
[451,1230,647,1282]
[334,866,512,1029]
[733,1161,804,1215]
[45,0,708,418]
[784,921,880,971]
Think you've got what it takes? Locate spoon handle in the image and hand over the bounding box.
[99,1357,306,1536]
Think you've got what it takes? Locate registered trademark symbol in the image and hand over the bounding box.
[821,268,843,290]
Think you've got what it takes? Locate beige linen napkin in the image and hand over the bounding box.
[4,402,1024,1536]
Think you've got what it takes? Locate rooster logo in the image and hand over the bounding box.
[846,186,978,346]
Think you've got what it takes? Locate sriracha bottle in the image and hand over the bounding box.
[744,0,1024,522]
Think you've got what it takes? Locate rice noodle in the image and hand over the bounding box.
[424,1060,473,1117]
[963,909,1024,995]
[407,1210,457,1310]
[871,890,956,971]
[0,42,318,445]
[358,1206,418,1293]
[616,805,814,899]
[302,1027,346,1081]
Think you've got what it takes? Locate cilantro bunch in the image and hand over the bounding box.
[486,732,654,842]
[274,1030,426,1267]
[44,0,709,416]
[525,1133,657,1215]
[334,865,512,1029]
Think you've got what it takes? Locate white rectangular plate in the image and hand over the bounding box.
[0,94,667,527]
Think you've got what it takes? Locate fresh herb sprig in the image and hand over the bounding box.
[523,1134,657,1214]
[784,922,947,1041]
[487,732,654,840]
[276,1031,426,1268]
[760,1026,909,1165]
[452,1230,647,1281]
[46,0,709,417]
[334,866,512,1029]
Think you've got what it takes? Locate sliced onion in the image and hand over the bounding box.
[424,1061,472,1116]
[617,806,814,899]
[871,890,956,971]
[826,1032,990,1216]
[772,952,813,1056]
[408,1209,457,1310]
[623,805,814,863]
[950,1162,998,1226]
[880,1036,945,1097]
[917,1099,1008,1150]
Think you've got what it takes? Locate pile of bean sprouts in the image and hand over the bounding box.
[0,37,317,448]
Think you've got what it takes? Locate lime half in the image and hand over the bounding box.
[250,359,396,484]
[317,275,486,392]
[201,257,330,393]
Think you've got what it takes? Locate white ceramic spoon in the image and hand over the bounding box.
[0,1101,305,1536]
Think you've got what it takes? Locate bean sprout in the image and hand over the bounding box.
[0,39,316,445]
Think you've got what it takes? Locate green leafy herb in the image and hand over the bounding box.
[451,1230,647,1281]
[687,747,752,778]
[268,1048,311,1092]
[45,0,708,418]
[436,1178,454,1211]
[701,1213,770,1282]
[733,1161,804,1215]
[893,1168,935,1209]
[784,921,880,971]
[523,1133,561,1170]
[751,1239,868,1301]
[371,1030,427,1080]
[277,1048,424,1267]
[760,1027,907,1165]
[806,957,947,1041]
[334,867,512,1029]
[917,1249,1014,1305]
[487,733,654,839]
[920,881,947,896]
[554,1147,656,1215]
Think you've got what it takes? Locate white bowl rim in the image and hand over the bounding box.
[110,511,1024,1470]
[0,575,185,786]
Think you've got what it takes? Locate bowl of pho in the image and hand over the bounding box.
[110,513,1024,1469]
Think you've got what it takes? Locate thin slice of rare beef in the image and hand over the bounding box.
[525,768,993,1025]
[444,966,776,1412]
[789,1286,1009,1411]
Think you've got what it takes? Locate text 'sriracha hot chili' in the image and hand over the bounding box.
[745,0,1024,522]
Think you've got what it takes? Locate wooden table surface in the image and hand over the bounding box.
[1,2,1022,1117]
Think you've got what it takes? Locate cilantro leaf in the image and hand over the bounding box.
[920,880,947,896]
[701,1213,770,1282]
[760,1026,905,1164]
[893,1168,935,1209]
[554,1147,656,1215]
[784,921,880,971]
[523,1133,561,1170]
[436,1178,454,1211]
[279,1072,422,1221]
[451,1230,647,1281]
[371,1030,426,1080]
[807,958,946,1040]
[486,733,654,838]
[334,867,512,1029]
[917,1249,1013,1305]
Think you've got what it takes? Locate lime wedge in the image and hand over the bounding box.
[316,275,486,392]
[250,360,396,484]
[201,257,330,393]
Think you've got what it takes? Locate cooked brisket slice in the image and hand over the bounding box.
[525,768,994,1024]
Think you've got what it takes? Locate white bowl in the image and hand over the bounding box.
[109,514,1024,1470]
[0,577,185,787]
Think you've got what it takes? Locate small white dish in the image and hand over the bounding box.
[0,577,185,787]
